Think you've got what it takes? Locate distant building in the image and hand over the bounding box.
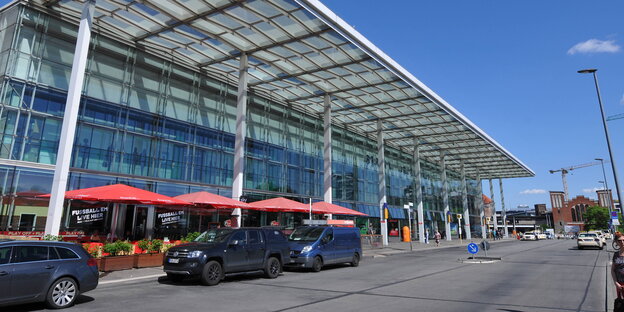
[550,190,615,233]
[535,204,547,215]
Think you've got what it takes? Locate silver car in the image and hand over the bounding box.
[0,240,99,309]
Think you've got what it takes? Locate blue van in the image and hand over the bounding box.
[286,226,362,272]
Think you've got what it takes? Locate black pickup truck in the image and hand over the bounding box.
[163,228,290,285]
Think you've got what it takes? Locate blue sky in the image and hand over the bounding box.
[322,0,624,211]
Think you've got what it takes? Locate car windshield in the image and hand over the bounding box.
[579,233,596,238]
[194,229,235,243]
[288,227,325,242]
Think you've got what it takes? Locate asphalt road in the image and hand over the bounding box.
[6,239,610,312]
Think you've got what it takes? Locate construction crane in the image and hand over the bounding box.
[607,113,624,121]
[549,161,606,201]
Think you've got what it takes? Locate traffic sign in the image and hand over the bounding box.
[457,214,462,219]
[467,243,479,254]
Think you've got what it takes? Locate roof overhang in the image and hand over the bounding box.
[25,0,534,179]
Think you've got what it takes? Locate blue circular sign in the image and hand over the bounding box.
[467,243,479,254]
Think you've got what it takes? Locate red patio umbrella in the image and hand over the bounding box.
[40,184,190,206]
[174,191,250,209]
[248,197,311,213]
[312,202,368,216]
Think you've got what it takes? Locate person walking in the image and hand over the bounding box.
[425,228,430,244]
[612,232,624,311]
[434,230,441,247]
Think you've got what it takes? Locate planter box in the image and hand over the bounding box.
[100,255,134,272]
[133,253,164,268]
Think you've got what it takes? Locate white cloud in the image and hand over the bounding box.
[520,189,546,195]
[582,187,601,194]
[567,39,620,55]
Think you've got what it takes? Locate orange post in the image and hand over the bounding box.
[402,226,410,242]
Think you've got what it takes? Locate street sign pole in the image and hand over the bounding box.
[457,214,463,244]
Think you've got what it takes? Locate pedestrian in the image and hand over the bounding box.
[425,228,429,244]
[434,230,441,247]
[612,232,624,311]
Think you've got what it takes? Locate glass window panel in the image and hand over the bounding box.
[85,76,124,104]
[128,89,159,113]
[38,59,70,90]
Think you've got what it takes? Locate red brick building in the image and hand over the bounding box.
[550,190,614,233]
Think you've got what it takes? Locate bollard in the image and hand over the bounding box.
[402,226,410,242]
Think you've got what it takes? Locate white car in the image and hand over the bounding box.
[522,232,537,241]
[588,231,607,246]
[577,233,603,250]
[536,233,547,240]
[602,230,613,240]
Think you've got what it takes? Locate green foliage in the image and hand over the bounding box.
[42,234,63,241]
[82,243,101,258]
[539,224,547,232]
[103,240,133,256]
[584,206,610,230]
[149,239,163,253]
[183,232,201,243]
[137,239,150,252]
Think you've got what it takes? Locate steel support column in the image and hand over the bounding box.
[461,162,471,240]
[440,151,451,241]
[499,178,508,238]
[323,94,332,208]
[477,174,486,238]
[231,53,248,228]
[413,138,425,243]
[489,179,497,237]
[45,0,95,236]
[377,120,388,246]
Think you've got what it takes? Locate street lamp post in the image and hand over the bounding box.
[403,202,414,251]
[578,69,623,218]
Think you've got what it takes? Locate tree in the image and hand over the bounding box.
[583,206,610,230]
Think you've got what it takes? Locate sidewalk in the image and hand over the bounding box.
[98,237,510,285]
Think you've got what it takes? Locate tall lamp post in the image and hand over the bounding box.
[578,69,623,219]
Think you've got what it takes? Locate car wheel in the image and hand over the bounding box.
[46,277,78,309]
[167,273,185,282]
[578,246,583,250]
[351,253,360,267]
[312,256,323,272]
[600,245,604,250]
[200,260,224,286]
[264,257,281,279]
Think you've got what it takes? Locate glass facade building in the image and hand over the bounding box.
[0,2,530,240]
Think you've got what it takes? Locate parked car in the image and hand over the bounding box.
[577,232,603,250]
[163,228,290,286]
[286,226,362,272]
[536,233,547,240]
[521,232,537,241]
[602,230,613,240]
[0,239,99,309]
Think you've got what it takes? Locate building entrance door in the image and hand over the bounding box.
[133,206,149,240]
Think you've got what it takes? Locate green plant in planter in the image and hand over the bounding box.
[137,239,150,253]
[182,232,201,243]
[42,234,63,241]
[149,239,163,253]
[103,240,133,256]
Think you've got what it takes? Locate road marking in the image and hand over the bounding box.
[99,274,165,285]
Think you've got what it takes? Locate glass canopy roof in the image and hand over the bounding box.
[33,0,534,179]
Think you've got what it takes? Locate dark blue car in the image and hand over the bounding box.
[286,226,362,272]
[0,239,99,309]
